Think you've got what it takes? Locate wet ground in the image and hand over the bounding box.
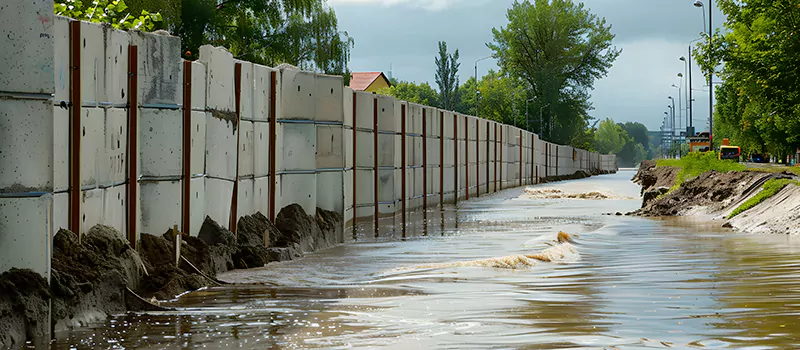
[52,171,800,349]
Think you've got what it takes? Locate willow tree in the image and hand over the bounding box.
[488,0,620,145]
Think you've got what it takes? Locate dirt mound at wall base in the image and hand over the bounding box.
[0,268,51,348]
[275,205,343,254]
[632,160,679,195]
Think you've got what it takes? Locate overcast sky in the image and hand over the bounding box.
[329,0,726,132]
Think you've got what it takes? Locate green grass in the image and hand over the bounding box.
[656,151,747,191]
[728,178,798,219]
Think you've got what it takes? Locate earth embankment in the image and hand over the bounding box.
[631,161,800,234]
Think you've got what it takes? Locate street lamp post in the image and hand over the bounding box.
[474,56,493,118]
[694,0,713,146]
[668,99,676,158]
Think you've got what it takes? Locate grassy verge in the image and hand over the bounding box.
[656,152,747,191]
[728,178,798,219]
[744,166,800,176]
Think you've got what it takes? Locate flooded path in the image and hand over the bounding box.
[54,171,800,349]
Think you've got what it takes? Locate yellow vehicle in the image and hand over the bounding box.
[719,139,741,162]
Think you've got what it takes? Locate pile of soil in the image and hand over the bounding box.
[0,268,50,347]
[0,205,344,346]
[633,170,776,217]
[524,188,611,200]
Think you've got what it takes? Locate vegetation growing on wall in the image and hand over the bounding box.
[54,0,162,31]
[728,179,798,219]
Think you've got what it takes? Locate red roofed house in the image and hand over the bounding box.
[349,72,392,92]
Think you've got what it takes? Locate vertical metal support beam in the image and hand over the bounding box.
[493,123,498,192]
[126,45,138,248]
[453,114,458,203]
[422,109,428,213]
[485,121,490,194]
[230,63,242,235]
[439,111,444,206]
[464,116,469,200]
[475,119,479,197]
[351,92,357,232]
[268,71,277,223]
[400,104,407,236]
[556,146,559,178]
[69,21,82,237]
[181,61,192,235]
[373,96,379,236]
[499,126,503,190]
[519,130,523,187]
[530,134,535,184]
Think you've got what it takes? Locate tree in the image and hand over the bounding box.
[455,76,477,116]
[488,0,620,145]
[54,0,162,31]
[695,0,800,155]
[435,41,461,111]
[122,0,354,83]
[376,80,439,107]
[472,70,527,126]
[619,122,649,149]
[594,118,627,155]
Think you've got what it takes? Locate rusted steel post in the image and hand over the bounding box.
[400,104,407,236]
[475,119,479,197]
[69,20,82,237]
[499,126,503,190]
[373,96,379,236]
[352,92,357,230]
[181,61,192,235]
[494,123,497,192]
[439,111,444,206]
[453,114,458,203]
[485,121,490,194]
[268,71,277,223]
[531,134,535,184]
[519,130,523,187]
[230,63,242,235]
[126,44,138,248]
[556,145,559,178]
[465,116,469,200]
[422,109,428,213]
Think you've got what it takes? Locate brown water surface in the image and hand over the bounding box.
[52,171,800,349]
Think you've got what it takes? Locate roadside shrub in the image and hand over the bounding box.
[728,179,798,219]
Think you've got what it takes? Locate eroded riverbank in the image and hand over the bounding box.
[47,172,800,349]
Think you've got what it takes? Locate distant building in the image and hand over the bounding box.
[349,72,392,92]
[647,131,664,148]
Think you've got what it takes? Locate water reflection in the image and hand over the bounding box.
[53,172,800,349]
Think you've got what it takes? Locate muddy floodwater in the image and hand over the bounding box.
[53,171,800,349]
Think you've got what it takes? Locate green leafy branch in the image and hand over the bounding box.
[54,0,162,31]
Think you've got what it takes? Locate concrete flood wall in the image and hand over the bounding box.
[0,6,617,277]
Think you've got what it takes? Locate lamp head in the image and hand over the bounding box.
[679,56,686,61]
[694,0,704,7]
[677,73,684,77]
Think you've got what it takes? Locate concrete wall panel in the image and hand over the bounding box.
[103,185,126,236]
[238,178,254,218]
[237,61,254,120]
[190,177,205,236]
[317,125,343,169]
[103,108,127,186]
[343,169,353,211]
[280,123,316,171]
[205,177,234,226]
[354,91,374,130]
[344,124,354,169]
[354,169,374,207]
[53,192,68,232]
[343,87,354,128]
[253,176,269,217]
[238,121,255,177]
[280,69,316,120]
[54,16,70,102]
[191,62,207,110]
[130,31,183,106]
[0,1,55,95]
[317,172,343,213]
[0,196,51,276]
[140,108,182,177]
[253,122,270,177]
[104,26,129,105]
[377,96,398,132]
[278,173,316,215]
[191,111,207,175]
[355,130,374,167]
[80,108,104,187]
[377,134,396,167]
[205,114,237,180]
[0,99,54,193]
[252,64,271,122]
[78,22,105,104]
[316,74,344,122]
[140,180,181,235]
[81,188,103,234]
[199,45,235,112]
